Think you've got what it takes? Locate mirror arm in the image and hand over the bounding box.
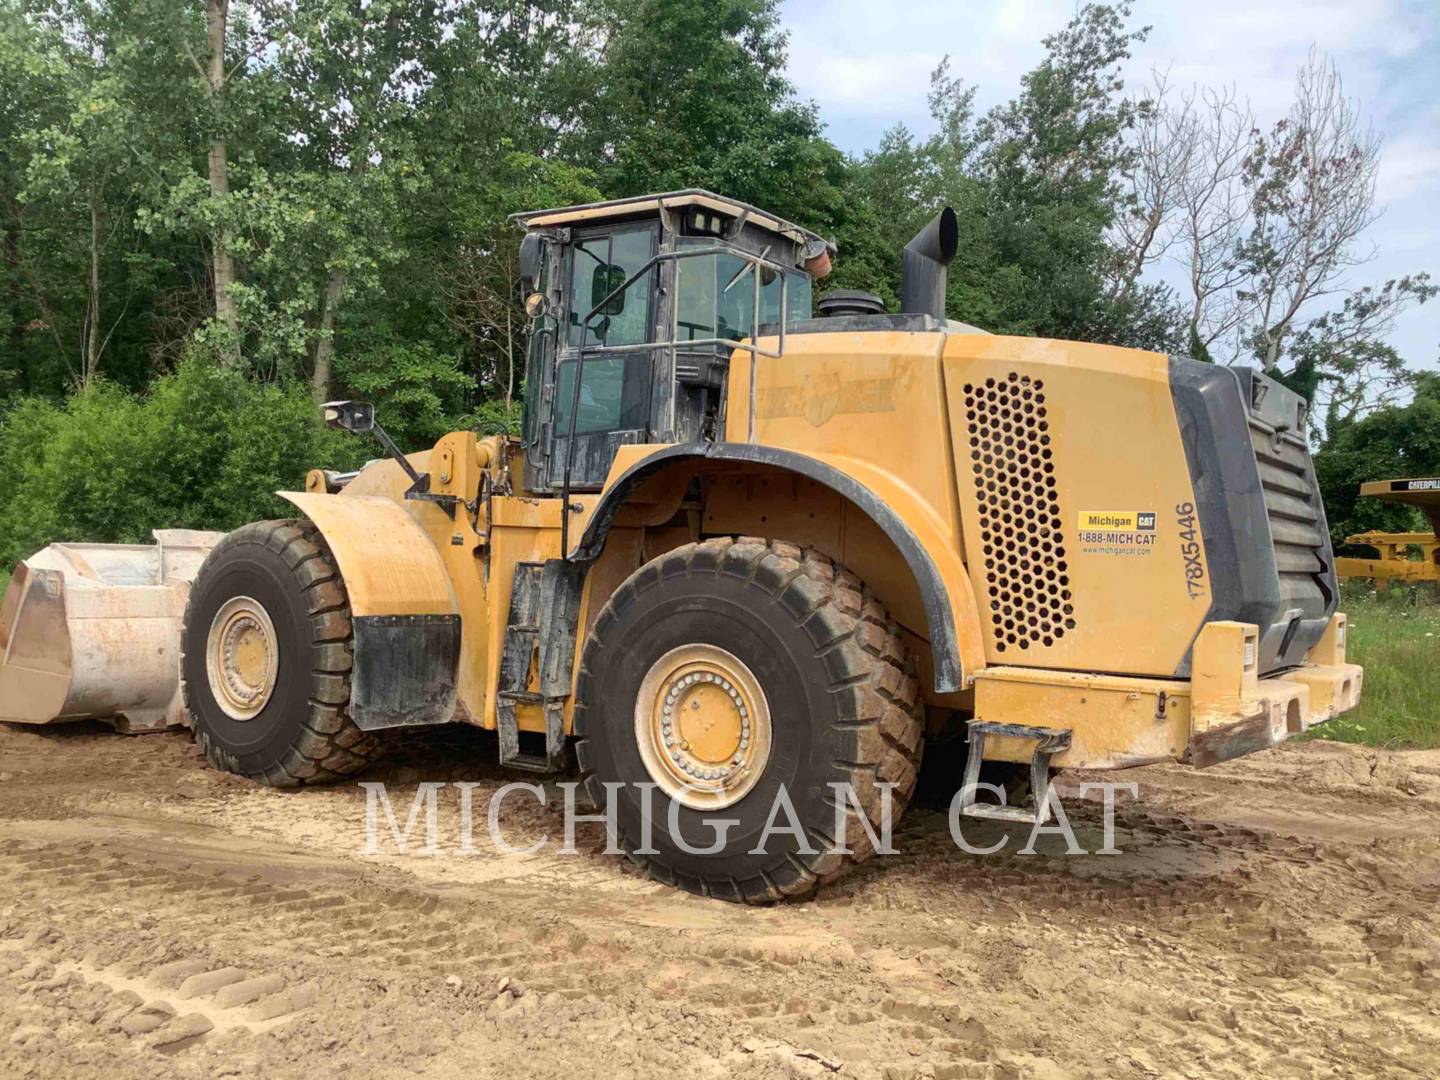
[368,422,425,488]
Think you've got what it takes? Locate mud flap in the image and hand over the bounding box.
[350,614,462,731]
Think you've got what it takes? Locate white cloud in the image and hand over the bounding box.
[785,44,942,116]
[778,0,1439,365]
[1376,125,1440,206]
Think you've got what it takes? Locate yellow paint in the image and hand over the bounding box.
[232,627,266,685]
[480,502,564,731]
[1189,621,1258,730]
[1188,617,1362,748]
[1338,479,1440,583]
[943,334,1209,676]
[278,492,459,618]
[974,666,1192,769]
[633,642,773,808]
[713,330,1216,681]
[1336,535,1440,583]
[1076,510,1155,532]
[722,331,987,686]
[680,682,745,762]
[272,313,1362,772]
[973,619,1362,771]
[1309,612,1347,667]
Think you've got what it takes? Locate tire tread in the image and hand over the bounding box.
[180,519,384,787]
[574,537,923,902]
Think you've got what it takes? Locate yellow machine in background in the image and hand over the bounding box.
[0,191,1364,900]
[1335,478,1440,585]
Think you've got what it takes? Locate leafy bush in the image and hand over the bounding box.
[0,357,367,571]
[1314,373,1440,548]
[461,397,522,437]
[333,335,475,450]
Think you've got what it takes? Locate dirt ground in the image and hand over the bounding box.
[1,721,1437,1080]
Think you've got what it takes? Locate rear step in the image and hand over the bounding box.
[957,721,1072,825]
[495,560,583,773]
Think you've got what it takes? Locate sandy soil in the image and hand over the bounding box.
[1,720,1437,1079]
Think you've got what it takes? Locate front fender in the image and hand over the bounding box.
[279,492,460,730]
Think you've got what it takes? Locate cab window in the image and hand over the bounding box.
[552,353,651,435]
[675,246,812,342]
[568,225,655,348]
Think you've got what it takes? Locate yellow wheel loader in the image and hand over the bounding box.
[0,191,1364,899]
[1334,478,1440,585]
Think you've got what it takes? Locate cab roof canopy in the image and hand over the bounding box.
[509,189,832,253]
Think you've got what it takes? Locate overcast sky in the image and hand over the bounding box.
[779,0,1438,369]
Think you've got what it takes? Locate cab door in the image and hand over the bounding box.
[544,222,658,491]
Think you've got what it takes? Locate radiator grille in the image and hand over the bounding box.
[1248,421,1332,619]
[963,373,1074,653]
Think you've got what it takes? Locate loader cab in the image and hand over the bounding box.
[510,191,830,494]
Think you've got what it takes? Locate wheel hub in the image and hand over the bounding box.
[635,644,771,809]
[206,596,279,721]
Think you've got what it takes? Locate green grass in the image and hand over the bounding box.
[1308,583,1440,750]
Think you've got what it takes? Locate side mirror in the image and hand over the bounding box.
[518,233,544,291]
[322,400,375,433]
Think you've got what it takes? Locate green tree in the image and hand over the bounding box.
[0,354,364,569]
[0,2,74,395]
[1314,371,1440,546]
[570,0,845,224]
[831,4,1183,349]
[971,3,1180,347]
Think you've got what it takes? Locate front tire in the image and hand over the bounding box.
[180,519,383,787]
[574,538,923,901]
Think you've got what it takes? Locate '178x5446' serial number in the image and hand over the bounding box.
[1176,501,1207,599]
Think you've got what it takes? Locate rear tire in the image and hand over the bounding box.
[574,537,923,901]
[180,519,383,787]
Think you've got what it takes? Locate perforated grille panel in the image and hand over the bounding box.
[963,373,1074,653]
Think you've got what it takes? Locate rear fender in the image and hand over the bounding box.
[572,444,986,693]
[280,492,460,730]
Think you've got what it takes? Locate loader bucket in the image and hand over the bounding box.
[0,529,222,732]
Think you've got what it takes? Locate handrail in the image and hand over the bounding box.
[558,245,790,560]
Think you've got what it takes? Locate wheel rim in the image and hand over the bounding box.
[634,644,772,810]
[205,595,279,721]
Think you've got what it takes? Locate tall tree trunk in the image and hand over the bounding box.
[311,269,346,400]
[309,151,368,400]
[504,302,514,407]
[85,182,101,385]
[3,195,24,391]
[204,0,240,363]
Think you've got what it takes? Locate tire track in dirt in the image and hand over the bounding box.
[1,722,1437,1078]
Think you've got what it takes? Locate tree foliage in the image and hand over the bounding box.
[0,0,1430,560]
[1314,373,1440,546]
[833,4,1185,351]
[0,354,363,568]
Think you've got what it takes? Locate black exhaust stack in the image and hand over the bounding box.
[900,207,958,320]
